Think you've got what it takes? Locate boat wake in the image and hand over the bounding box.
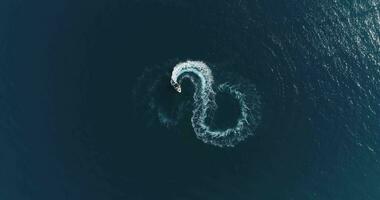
[134,60,262,147]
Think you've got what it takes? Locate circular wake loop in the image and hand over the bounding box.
[170,61,261,147]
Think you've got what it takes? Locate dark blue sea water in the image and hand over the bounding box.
[1,0,379,199]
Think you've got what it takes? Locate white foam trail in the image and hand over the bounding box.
[171,61,260,147]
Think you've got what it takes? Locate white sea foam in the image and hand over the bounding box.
[170,61,261,147]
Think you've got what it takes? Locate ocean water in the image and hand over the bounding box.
[0,0,379,199]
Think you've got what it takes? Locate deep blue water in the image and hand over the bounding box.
[1,0,379,199]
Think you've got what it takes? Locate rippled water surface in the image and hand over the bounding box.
[0,0,379,199]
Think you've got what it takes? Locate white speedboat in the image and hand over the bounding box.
[170,79,181,93]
